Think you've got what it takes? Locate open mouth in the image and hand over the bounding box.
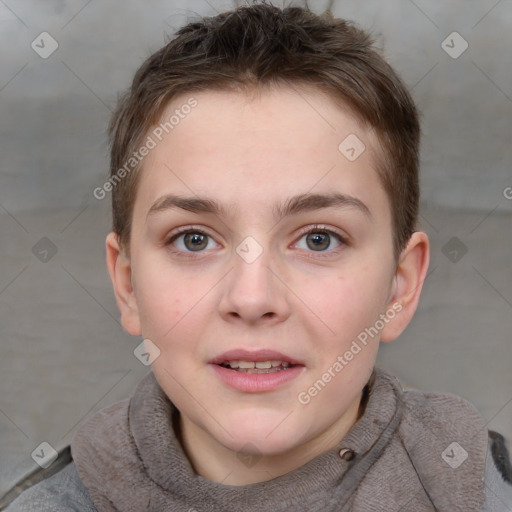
[218,360,296,374]
[211,354,305,392]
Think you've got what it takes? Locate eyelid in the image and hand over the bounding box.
[165,225,216,243]
[294,224,348,243]
[166,224,347,242]
[164,226,220,259]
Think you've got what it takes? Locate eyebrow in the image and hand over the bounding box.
[146,192,372,222]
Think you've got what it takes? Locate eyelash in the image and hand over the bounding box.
[165,224,348,260]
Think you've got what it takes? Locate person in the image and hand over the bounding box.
[5,2,512,510]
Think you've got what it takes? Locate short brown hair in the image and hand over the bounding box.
[108,2,420,260]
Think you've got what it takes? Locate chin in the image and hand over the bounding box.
[220,417,306,456]
[229,435,298,458]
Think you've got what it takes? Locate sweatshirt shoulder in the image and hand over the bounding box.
[399,385,488,439]
[400,386,512,480]
[390,383,490,510]
[3,462,97,512]
[397,385,489,471]
[2,399,131,512]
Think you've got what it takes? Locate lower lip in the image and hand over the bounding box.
[210,364,305,393]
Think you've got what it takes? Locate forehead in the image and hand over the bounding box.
[133,85,389,223]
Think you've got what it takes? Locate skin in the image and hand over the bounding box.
[106,85,430,485]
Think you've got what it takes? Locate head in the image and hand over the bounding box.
[105,3,429,482]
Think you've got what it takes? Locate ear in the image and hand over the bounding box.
[380,231,430,342]
[105,232,142,336]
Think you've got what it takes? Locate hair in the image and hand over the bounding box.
[108,1,420,261]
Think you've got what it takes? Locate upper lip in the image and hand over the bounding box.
[209,349,304,366]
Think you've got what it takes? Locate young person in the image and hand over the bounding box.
[6,3,512,511]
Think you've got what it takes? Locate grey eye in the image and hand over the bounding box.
[170,231,219,252]
[295,230,342,252]
[305,232,332,251]
[183,232,209,251]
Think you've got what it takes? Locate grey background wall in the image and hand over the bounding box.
[1,0,511,501]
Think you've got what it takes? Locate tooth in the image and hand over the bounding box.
[282,362,290,368]
[238,360,256,369]
[255,361,272,369]
[228,361,240,369]
[271,360,282,367]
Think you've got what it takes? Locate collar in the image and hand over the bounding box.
[72,368,406,511]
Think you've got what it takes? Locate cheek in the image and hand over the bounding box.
[133,261,189,337]
[297,265,391,345]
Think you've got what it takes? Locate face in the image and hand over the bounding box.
[118,85,402,467]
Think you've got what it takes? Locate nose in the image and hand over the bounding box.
[218,240,291,326]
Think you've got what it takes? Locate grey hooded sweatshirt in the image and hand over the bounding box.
[4,368,512,511]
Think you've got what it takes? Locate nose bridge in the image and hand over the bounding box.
[219,234,289,323]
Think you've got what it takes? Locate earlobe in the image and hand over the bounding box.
[105,232,142,336]
[380,231,430,342]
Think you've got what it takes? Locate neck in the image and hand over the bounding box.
[178,389,365,486]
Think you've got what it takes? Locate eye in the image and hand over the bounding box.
[165,225,347,259]
[166,228,220,253]
[294,225,346,255]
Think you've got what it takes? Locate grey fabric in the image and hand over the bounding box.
[483,439,512,512]
[5,368,512,511]
[6,451,512,511]
[69,368,490,511]
[4,462,96,512]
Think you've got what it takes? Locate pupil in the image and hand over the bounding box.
[185,233,207,251]
[307,232,330,251]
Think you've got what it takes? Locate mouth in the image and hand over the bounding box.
[217,360,296,374]
[208,349,305,392]
[209,348,304,370]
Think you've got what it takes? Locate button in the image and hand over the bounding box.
[339,448,355,461]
